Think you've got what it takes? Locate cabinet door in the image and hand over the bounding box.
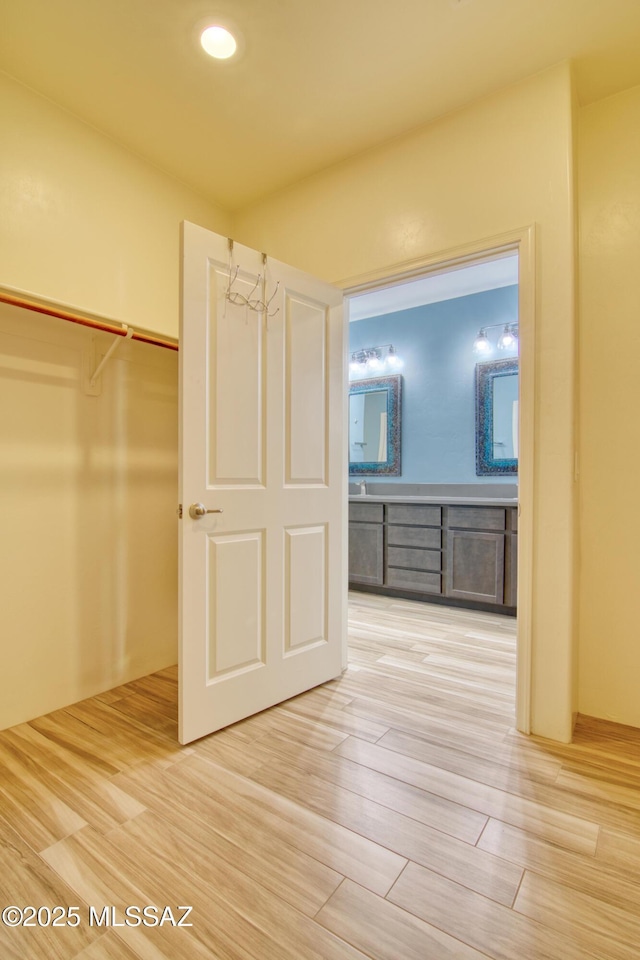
[505,533,518,607]
[349,522,384,585]
[445,530,505,604]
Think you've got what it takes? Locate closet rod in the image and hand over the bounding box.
[0,291,179,352]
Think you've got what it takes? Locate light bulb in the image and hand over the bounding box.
[473,330,491,355]
[200,25,237,59]
[497,325,517,350]
[387,346,403,368]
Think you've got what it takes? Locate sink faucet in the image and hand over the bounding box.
[357,479,367,496]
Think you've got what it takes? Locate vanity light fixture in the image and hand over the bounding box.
[473,323,518,355]
[497,324,518,350]
[200,24,238,59]
[348,344,403,379]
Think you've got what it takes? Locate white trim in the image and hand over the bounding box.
[337,236,524,293]
[338,225,535,735]
[513,224,535,736]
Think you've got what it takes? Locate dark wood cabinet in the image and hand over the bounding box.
[385,503,443,596]
[348,501,384,586]
[445,529,505,604]
[349,522,384,585]
[348,497,517,613]
[504,504,518,607]
[445,505,507,605]
[505,533,518,607]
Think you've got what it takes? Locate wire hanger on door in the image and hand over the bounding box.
[225,241,280,317]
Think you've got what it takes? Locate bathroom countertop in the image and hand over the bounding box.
[349,494,517,506]
[348,482,517,507]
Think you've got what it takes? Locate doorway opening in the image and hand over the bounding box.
[342,229,534,734]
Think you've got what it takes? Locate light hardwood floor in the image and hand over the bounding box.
[2,591,640,959]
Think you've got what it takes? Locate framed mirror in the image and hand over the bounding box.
[475,358,518,475]
[349,375,402,476]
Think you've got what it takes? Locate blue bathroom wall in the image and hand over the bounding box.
[348,285,519,484]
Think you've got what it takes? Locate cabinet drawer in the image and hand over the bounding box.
[388,546,441,572]
[349,502,384,523]
[387,503,441,526]
[387,525,441,549]
[386,568,441,594]
[447,506,506,531]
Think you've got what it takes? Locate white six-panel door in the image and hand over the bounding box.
[179,221,346,744]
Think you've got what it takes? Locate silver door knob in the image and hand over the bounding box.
[189,502,223,519]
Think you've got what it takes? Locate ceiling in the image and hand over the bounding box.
[349,255,519,321]
[2,0,640,210]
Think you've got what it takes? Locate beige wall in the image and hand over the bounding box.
[0,73,227,729]
[0,72,229,338]
[0,302,178,729]
[0,63,584,740]
[235,64,578,742]
[578,84,640,727]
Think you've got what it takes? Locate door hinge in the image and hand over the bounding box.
[177,504,183,519]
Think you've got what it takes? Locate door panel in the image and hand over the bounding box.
[285,293,327,485]
[179,221,345,744]
[207,531,265,680]
[284,524,327,654]
[207,262,265,486]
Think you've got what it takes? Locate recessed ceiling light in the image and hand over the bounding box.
[200,25,237,59]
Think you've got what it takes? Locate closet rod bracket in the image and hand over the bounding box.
[89,326,134,387]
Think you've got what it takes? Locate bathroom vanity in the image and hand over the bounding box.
[348,485,518,614]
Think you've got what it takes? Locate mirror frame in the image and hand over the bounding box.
[349,374,402,476]
[475,357,518,476]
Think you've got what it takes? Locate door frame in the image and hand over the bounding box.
[338,225,535,734]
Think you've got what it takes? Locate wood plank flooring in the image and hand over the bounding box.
[2,591,640,959]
